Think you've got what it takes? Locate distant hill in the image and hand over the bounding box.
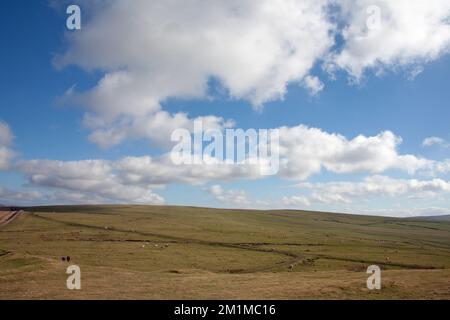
[414,215,450,222]
[0,205,21,211]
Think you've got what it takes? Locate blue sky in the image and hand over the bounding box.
[1,0,450,216]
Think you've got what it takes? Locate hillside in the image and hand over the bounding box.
[0,205,449,299]
[413,215,450,222]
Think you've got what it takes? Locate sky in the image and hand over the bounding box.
[1,0,450,217]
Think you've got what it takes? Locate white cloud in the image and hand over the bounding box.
[349,206,450,218]
[433,160,450,175]
[0,148,14,171]
[0,122,13,146]
[294,175,450,205]
[303,75,325,95]
[86,111,233,149]
[51,0,450,151]
[207,185,251,206]
[330,0,450,79]
[56,0,334,108]
[423,136,450,148]
[0,187,42,203]
[278,126,433,180]
[44,191,123,205]
[54,0,336,147]
[310,193,352,205]
[282,195,311,207]
[0,121,15,170]
[17,159,165,205]
[12,124,448,206]
[115,155,265,186]
[15,154,271,204]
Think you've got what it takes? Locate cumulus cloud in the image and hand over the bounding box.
[54,0,336,147]
[349,206,450,218]
[293,175,450,205]
[51,0,450,150]
[56,0,334,107]
[15,154,272,204]
[330,0,450,79]
[278,126,433,180]
[433,160,450,175]
[207,185,251,206]
[115,155,266,186]
[17,159,165,204]
[423,137,450,148]
[282,195,311,207]
[4,120,447,206]
[86,111,234,149]
[303,75,325,95]
[12,124,447,206]
[0,122,13,146]
[0,121,15,170]
[0,187,42,203]
[0,149,14,171]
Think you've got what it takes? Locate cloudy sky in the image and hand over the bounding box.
[1,0,450,217]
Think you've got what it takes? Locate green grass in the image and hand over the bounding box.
[0,205,449,299]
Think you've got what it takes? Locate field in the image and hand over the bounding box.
[0,205,449,299]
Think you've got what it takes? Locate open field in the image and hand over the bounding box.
[0,205,449,299]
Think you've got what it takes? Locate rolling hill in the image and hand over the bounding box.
[0,205,449,299]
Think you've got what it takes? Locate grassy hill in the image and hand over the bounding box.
[414,215,450,222]
[0,205,449,299]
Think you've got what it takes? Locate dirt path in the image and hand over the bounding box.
[0,211,23,227]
